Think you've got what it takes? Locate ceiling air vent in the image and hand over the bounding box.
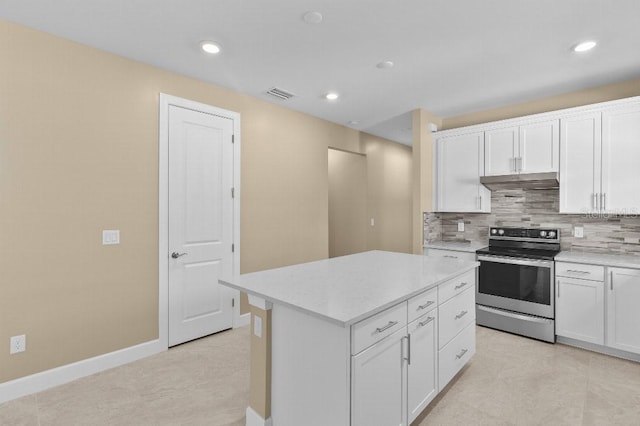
[266,87,295,101]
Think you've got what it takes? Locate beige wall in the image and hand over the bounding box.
[443,77,640,130]
[328,149,368,258]
[363,134,413,254]
[0,19,395,384]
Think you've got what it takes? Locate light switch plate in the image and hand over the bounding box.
[254,315,263,338]
[574,226,584,238]
[102,230,120,245]
[457,221,465,232]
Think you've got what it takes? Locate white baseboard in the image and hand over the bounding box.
[246,406,272,426]
[0,339,165,404]
[235,312,251,328]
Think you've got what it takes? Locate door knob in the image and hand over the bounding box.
[171,252,188,259]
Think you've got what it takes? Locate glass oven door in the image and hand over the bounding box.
[476,255,555,318]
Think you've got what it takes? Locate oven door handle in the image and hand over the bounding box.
[477,255,554,269]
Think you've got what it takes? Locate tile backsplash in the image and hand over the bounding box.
[426,188,640,255]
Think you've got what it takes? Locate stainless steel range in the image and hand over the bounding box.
[475,227,560,343]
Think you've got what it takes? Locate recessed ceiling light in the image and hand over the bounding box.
[348,120,360,125]
[573,40,597,52]
[201,41,221,54]
[326,92,339,101]
[376,60,394,69]
[303,11,323,24]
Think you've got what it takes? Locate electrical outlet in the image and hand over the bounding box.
[574,226,584,238]
[10,335,26,354]
[457,221,465,232]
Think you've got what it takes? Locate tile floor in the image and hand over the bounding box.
[1,325,640,425]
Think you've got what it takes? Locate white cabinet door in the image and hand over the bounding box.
[601,104,640,215]
[484,126,518,176]
[555,276,604,345]
[436,132,489,212]
[351,327,407,426]
[408,313,437,424]
[519,119,559,174]
[607,268,640,354]
[559,113,601,214]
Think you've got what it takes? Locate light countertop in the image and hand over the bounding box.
[220,250,478,327]
[555,251,640,269]
[423,241,488,253]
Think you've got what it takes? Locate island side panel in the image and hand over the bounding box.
[271,304,351,426]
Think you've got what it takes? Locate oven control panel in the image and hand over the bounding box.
[489,227,559,241]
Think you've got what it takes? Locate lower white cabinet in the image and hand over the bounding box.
[607,268,640,354]
[407,312,438,424]
[350,270,476,426]
[351,327,407,426]
[555,275,604,345]
[555,262,640,357]
[438,322,476,390]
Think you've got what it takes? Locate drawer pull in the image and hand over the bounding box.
[454,282,468,290]
[375,321,398,333]
[566,269,590,275]
[418,316,435,327]
[455,310,468,320]
[417,300,435,311]
[455,348,468,360]
[443,255,458,259]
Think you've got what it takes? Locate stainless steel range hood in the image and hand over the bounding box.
[479,172,559,190]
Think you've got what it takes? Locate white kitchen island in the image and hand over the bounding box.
[220,250,479,426]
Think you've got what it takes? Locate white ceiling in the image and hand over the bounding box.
[1,0,639,145]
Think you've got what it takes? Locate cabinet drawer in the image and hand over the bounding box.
[438,322,475,391]
[351,302,407,355]
[408,287,438,323]
[438,286,475,348]
[438,269,475,304]
[556,262,604,281]
[426,248,476,262]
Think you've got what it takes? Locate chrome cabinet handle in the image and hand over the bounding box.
[407,333,411,365]
[455,348,468,359]
[417,301,435,311]
[557,279,560,298]
[171,252,188,259]
[517,157,522,172]
[443,255,458,259]
[455,310,468,320]
[454,282,468,290]
[375,320,398,333]
[610,271,613,291]
[418,316,435,327]
[602,193,606,210]
[593,193,597,210]
[566,270,590,275]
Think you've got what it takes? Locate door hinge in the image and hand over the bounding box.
[232,298,235,307]
[231,187,235,198]
[232,243,235,253]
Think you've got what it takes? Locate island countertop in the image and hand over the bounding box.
[220,250,478,327]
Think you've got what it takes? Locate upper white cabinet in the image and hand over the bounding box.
[560,103,640,214]
[559,112,601,213]
[484,120,559,176]
[435,132,491,212]
[601,105,640,214]
[484,126,518,175]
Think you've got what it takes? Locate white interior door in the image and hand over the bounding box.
[168,105,234,346]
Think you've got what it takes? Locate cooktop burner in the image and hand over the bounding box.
[476,226,561,260]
